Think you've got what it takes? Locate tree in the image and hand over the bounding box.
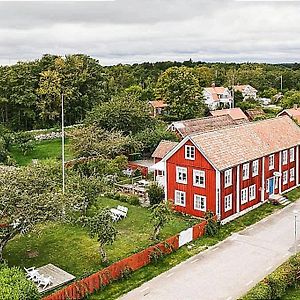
[147,183,164,206]
[193,66,214,87]
[80,209,117,263]
[0,264,40,300]
[151,202,171,240]
[234,90,244,105]
[281,90,300,109]
[204,211,219,236]
[156,66,205,120]
[86,92,152,135]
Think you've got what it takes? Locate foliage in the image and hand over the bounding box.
[151,201,172,240]
[204,211,219,237]
[236,99,259,111]
[79,209,117,263]
[13,131,35,155]
[149,246,164,264]
[86,92,152,135]
[147,183,164,206]
[70,125,141,159]
[104,192,140,206]
[234,90,244,105]
[0,264,40,300]
[281,90,300,109]
[156,66,205,120]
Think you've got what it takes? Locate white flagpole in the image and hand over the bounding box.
[61,93,65,195]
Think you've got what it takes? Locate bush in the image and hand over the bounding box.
[204,211,219,236]
[0,264,40,300]
[147,183,164,206]
[104,192,140,206]
[243,282,272,300]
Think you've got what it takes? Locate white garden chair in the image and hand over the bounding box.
[116,205,128,218]
[37,274,53,290]
[24,267,40,282]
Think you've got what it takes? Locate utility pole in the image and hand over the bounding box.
[61,93,65,195]
[280,75,283,91]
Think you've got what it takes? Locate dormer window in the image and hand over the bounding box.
[185,145,195,160]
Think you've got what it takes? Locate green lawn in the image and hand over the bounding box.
[4,197,196,279]
[90,197,298,300]
[281,285,300,299]
[10,138,73,166]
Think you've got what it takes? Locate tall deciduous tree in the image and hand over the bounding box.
[156,66,205,120]
[151,202,171,240]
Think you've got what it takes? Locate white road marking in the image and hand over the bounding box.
[141,287,149,293]
[166,272,174,278]
[266,266,272,271]
[246,280,253,286]
[211,247,219,252]
[248,227,254,231]
[190,258,199,264]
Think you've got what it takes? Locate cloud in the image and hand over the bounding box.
[0,0,299,65]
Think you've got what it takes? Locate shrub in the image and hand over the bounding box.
[204,211,219,236]
[243,282,272,300]
[147,183,164,206]
[0,264,40,300]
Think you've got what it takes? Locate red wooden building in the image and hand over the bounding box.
[155,116,300,223]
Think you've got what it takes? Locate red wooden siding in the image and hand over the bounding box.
[166,140,216,218]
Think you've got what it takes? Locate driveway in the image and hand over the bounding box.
[121,201,300,300]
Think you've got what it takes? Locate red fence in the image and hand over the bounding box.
[43,220,207,300]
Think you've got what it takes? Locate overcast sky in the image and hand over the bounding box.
[0,0,299,66]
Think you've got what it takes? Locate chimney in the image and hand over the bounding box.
[294,104,298,110]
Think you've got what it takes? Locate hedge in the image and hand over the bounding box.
[242,254,300,300]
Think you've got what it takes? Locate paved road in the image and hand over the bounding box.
[121,201,300,300]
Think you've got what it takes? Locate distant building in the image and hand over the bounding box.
[149,100,168,117]
[234,85,258,100]
[210,108,249,123]
[203,84,233,110]
[245,108,266,121]
[167,115,239,140]
[277,106,300,123]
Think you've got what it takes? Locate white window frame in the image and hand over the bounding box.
[193,169,205,188]
[290,168,295,182]
[266,178,270,193]
[175,190,186,207]
[282,150,288,165]
[269,154,275,170]
[249,184,256,201]
[241,188,248,204]
[224,194,232,212]
[194,194,206,212]
[185,145,195,160]
[290,148,295,163]
[176,166,187,184]
[242,163,250,180]
[252,160,259,177]
[224,168,232,188]
[283,171,288,185]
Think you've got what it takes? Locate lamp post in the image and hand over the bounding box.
[294,210,298,255]
[61,93,65,195]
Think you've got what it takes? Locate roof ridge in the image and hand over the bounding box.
[171,114,232,125]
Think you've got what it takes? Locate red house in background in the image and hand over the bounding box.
[156,116,300,223]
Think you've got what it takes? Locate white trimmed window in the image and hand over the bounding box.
[175,190,186,206]
[249,184,256,201]
[242,163,250,180]
[282,150,288,165]
[185,145,195,160]
[290,168,295,182]
[269,154,275,170]
[193,170,205,188]
[283,171,288,185]
[290,148,295,163]
[224,169,232,187]
[241,188,248,204]
[252,160,259,177]
[176,166,187,184]
[224,194,232,212]
[266,179,270,193]
[194,194,206,211]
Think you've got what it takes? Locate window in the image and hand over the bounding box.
[185,145,195,160]
[242,163,249,180]
[283,171,288,185]
[194,194,206,211]
[290,148,295,163]
[176,166,187,184]
[266,179,269,193]
[224,169,232,187]
[269,154,275,170]
[282,150,288,165]
[252,160,259,177]
[175,190,186,206]
[290,168,295,182]
[193,170,205,187]
[241,188,248,204]
[224,194,232,212]
[249,184,256,201]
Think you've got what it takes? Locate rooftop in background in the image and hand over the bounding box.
[233,84,258,93]
[190,116,300,170]
[152,140,178,159]
[245,108,266,121]
[149,100,168,109]
[277,107,300,123]
[168,115,239,138]
[210,107,249,122]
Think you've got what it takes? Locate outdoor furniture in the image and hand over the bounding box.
[137,179,149,187]
[24,267,41,282]
[116,205,128,218]
[37,274,53,290]
[110,206,128,221]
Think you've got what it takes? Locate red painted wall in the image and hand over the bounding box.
[166,140,216,218]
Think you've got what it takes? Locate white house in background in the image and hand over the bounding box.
[203,84,233,110]
[234,85,258,100]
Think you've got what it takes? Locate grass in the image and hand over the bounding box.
[4,197,196,279]
[281,285,300,300]
[89,188,300,300]
[10,138,73,166]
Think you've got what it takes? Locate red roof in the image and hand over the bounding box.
[278,108,300,123]
[210,108,248,121]
[152,140,178,159]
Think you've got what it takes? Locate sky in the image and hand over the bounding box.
[0,0,299,66]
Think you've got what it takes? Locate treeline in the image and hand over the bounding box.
[1,54,300,131]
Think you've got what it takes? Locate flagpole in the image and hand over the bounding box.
[61,93,65,195]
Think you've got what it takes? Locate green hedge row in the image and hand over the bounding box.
[242,254,300,300]
[104,192,140,206]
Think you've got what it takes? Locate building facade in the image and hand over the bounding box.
[203,85,233,110]
[157,116,300,223]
